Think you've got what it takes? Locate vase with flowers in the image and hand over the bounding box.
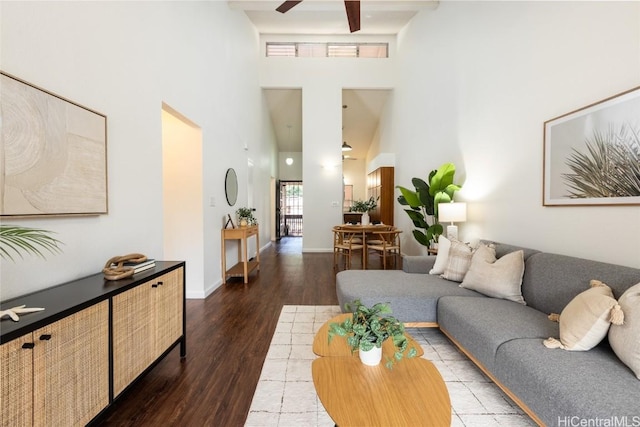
[350,196,378,225]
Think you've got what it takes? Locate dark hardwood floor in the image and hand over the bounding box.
[96,237,340,426]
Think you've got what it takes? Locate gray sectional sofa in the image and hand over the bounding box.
[336,242,640,426]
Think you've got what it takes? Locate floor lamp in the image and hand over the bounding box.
[439,202,467,241]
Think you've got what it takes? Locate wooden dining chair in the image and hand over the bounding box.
[366,229,402,270]
[333,226,365,270]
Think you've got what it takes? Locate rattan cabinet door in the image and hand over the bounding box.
[112,281,156,398]
[155,268,184,354]
[32,301,109,427]
[0,335,34,427]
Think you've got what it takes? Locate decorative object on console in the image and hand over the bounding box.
[609,282,640,379]
[350,196,377,225]
[0,225,62,261]
[438,202,467,240]
[0,305,45,322]
[544,280,624,351]
[0,72,108,216]
[236,207,257,227]
[543,85,640,206]
[328,299,417,369]
[397,162,463,248]
[102,253,149,281]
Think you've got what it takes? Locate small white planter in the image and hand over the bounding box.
[361,212,370,226]
[359,345,382,366]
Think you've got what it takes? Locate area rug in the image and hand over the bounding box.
[245,305,536,427]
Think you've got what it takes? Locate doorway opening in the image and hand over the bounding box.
[161,103,203,298]
[278,181,303,237]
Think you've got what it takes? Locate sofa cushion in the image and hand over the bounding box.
[544,280,622,351]
[437,296,558,373]
[494,338,640,426]
[460,247,526,305]
[609,282,640,379]
[429,236,451,275]
[441,240,474,282]
[336,270,482,323]
[521,252,640,315]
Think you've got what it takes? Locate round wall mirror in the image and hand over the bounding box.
[225,168,238,206]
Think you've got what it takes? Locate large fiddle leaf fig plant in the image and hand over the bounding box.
[396,162,462,248]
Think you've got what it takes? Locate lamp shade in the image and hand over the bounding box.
[439,202,467,223]
[341,141,352,151]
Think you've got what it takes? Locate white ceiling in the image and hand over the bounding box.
[233,1,437,157]
[228,1,437,35]
[264,88,390,161]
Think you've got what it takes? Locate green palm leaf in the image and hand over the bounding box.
[0,226,63,261]
[563,123,640,198]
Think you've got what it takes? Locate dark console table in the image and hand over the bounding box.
[0,261,186,426]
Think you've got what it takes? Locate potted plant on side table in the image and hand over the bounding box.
[328,299,418,369]
[236,207,257,227]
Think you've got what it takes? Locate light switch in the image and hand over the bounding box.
[210,196,216,207]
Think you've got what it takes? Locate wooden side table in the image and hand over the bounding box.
[221,225,260,284]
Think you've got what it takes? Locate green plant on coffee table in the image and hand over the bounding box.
[236,207,257,225]
[350,196,378,213]
[396,162,462,248]
[328,299,417,369]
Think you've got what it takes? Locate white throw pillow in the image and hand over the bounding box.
[460,247,526,305]
[440,240,474,283]
[429,236,451,275]
[609,282,640,379]
[544,280,623,351]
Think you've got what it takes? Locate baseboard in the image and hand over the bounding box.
[439,327,545,427]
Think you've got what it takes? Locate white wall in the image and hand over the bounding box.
[161,108,204,297]
[278,152,303,180]
[0,2,274,300]
[260,34,397,252]
[342,159,367,203]
[389,1,640,267]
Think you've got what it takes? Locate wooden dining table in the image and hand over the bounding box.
[336,224,394,269]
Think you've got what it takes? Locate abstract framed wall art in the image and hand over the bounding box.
[0,71,108,217]
[543,86,640,206]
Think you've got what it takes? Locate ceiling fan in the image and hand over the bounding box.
[276,1,361,33]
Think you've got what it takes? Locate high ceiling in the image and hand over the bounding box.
[263,89,390,161]
[232,1,437,157]
[228,1,437,35]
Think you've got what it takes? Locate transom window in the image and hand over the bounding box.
[266,42,388,58]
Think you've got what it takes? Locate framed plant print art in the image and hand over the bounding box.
[543,86,640,206]
[0,71,108,217]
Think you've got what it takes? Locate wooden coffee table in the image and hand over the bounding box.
[312,314,451,426]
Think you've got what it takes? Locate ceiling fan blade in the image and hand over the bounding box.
[344,1,360,33]
[276,0,303,13]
